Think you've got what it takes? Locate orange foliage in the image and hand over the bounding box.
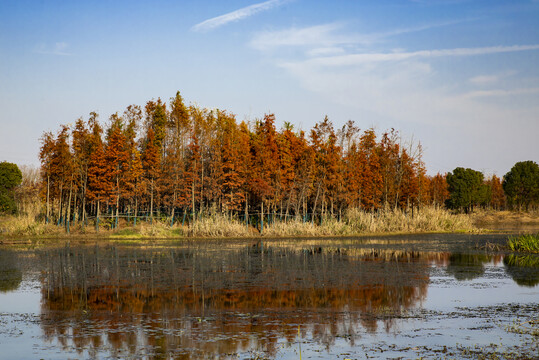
[39,91,438,224]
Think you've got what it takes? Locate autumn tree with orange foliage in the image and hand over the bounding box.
[426,173,450,209]
[105,114,130,228]
[86,113,111,230]
[71,118,91,225]
[39,131,55,223]
[357,129,383,210]
[122,105,144,224]
[485,175,506,210]
[142,127,160,223]
[250,114,281,223]
[220,112,246,212]
[37,90,451,231]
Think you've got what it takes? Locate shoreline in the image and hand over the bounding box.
[0,228,524,249]
[1,208,537,246]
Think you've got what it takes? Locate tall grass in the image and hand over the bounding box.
[185,212,250,237]
[139,206,251,238]
[1,206,476,239]
[0,214,58,236]
[0,197,57,236]
[507,233,539,253]
[263,206,475,237]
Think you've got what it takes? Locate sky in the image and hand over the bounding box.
[0,0,538,176]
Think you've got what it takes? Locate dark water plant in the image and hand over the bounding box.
[507,233,539,253]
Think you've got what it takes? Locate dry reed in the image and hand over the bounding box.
[0,206,476,238]
[263,206,475,237]
[0,214,57,236]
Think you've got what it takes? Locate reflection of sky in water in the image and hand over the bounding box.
[0,282,42,360]
[0,286,41,313]
[428,260,537,309]
[0,239,537,359]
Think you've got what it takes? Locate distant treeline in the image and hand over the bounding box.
[25,91,536,227]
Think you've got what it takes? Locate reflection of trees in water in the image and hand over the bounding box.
[0,250,22,292]
[503,254,539,287]
[446,253,493,281]
[39,245,432,358]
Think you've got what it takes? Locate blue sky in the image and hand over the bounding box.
[1,0,538,176]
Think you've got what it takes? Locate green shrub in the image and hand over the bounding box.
[507,233,539,253]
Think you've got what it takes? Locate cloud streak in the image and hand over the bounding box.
[34,42,71,56]
[191,0,289,33]
[251,20,468,52]
[469,75,500,85]
[298,44,539,67]
[462,87,539,99]
[250,23,355,51]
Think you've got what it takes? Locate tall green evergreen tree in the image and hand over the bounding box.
[0,162,22,214]
[503,161,539,211]
[446,167,488,213]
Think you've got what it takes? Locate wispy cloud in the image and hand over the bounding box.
[410,0,471,4]
[306,47,347,57]
[251,19,474,53]
[367,18,476,42]
[299,44,539,67]
[462,87,539,98]
[250,23,354,51]
[191,0,289,33]
[468,70,516,85]
[469,74,500,85]
[34,42,71,56]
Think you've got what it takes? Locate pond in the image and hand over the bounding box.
[0,233,538,359]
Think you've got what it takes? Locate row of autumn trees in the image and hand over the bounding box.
[37,91,527,227]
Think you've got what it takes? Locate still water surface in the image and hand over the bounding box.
[0,233,538,359]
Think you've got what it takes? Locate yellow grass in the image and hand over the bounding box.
[0,214,58,236]
[1,206,477,239]
[471,209,539,226]
[184,213,251,237]
[263,206,475,237]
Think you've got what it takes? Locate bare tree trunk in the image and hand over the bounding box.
[295,185,305,219]
[58,185,63,226]
[66,178,73,233]
[285,189,292,221]
[260,201,264,234]
[303,197,307,221]
[134,197,138,226]
[200,158,204,217]
[115,176,120,230]
[312,182,321,224]
[191,178,195,221]
[96,200,100,232]
[245,192,248,229]
[150,178,154,224]
[81,177,87,228]
[46,175,50,223]
[72,193,77,223]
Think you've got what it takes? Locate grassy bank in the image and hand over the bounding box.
[0,206,477,240]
